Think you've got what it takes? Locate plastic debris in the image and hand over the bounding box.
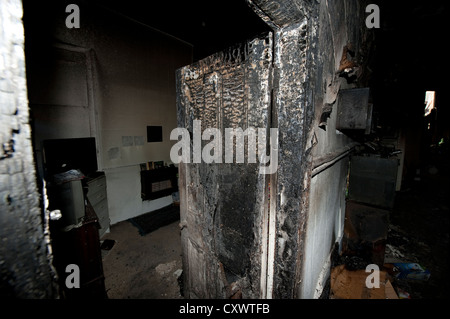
[393,263,431,281]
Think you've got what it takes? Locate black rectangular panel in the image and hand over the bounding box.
[147,126,163,143]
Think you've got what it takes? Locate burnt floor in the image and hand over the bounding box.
[99,170,450,300]
[387,170,450,299]
[100,220,183,299]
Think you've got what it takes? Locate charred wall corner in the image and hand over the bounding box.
[0,0,58,298]
[177,0,375,299]
[247,0,321,299]
[249,0,376,298]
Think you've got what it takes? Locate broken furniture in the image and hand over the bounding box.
[50,199,107,299]
[342,155,398,265]
[46,171,108,298]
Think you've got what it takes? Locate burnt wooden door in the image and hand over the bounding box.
[176,32,274,298]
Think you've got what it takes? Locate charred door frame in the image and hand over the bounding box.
[176,33,275,299]
[177,0,322,299]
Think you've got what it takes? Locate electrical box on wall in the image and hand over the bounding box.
[336,88,372,134]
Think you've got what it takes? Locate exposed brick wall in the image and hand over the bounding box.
[0,0,57,298]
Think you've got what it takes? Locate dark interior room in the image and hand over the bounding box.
[1,0,448,305]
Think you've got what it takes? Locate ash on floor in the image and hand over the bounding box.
[324,173,449,299]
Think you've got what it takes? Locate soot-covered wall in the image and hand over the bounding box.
[177,0,374,299]
[0,0,57,298]
[23,0,193,224]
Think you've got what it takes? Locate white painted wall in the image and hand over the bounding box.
[104,165,173,224]
[295,0,369,298]
[300,96,353,299]
[300,157,349,299]
[88,12,191,224]
[25,2,192,225]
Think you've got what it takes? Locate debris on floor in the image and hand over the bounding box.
[396,287,411,299]
[391,263,431,281]
[100,239,116,258]
[173,268,183,278]
[329,220,434,299]
[330,264,398,299]
[100,239,116,251]
[101,221,184,299]
[155,260,178,277]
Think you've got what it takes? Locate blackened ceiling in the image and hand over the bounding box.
[22,0,448,129]
[374,1,447,90]
[104,0,447,125]
[370,0,448,129]
[92,1,447,95]
[91,0,271,61]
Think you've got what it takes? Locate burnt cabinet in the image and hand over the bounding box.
[86,174,110,238]
[347,156,398,209]
[342,155,399,265]
[50,201,107,299]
